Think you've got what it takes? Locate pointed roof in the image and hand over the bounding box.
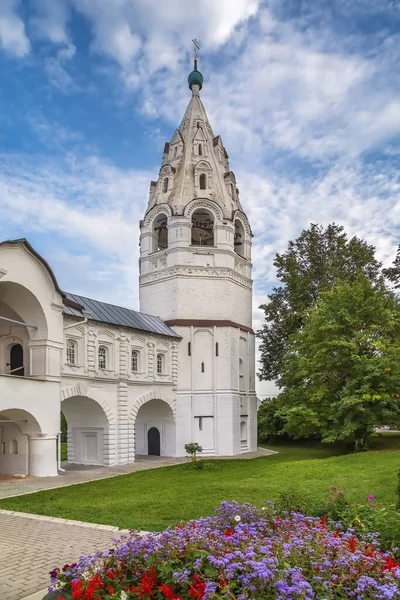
[145,60,243,220]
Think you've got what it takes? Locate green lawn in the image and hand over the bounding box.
[1,434,399,531]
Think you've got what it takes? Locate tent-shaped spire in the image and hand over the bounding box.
[145,58,243,219]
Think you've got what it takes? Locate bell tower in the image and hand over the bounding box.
[139,52,257,456]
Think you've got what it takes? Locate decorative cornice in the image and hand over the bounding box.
[140,264,252,289]
[164,319,254,334]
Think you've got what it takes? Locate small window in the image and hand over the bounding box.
[198,417,203,431]
[201,361,205,373]
[98,346,107,370]
[198,144,202,156]
[163,177,168,193]
[157,353,164,375]
[240,421,247,442]
[188,342,191,356]
[199,173,206,190]
[66,339,76,365]
[174,146,178,157]
[215,342,219,357]
[131,350,138,373]
[1,441,5,454]
[9,439,18,455]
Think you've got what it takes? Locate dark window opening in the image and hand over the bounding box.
[199,173,206,190]
[201,362,205,373]
[198,144,202,156]
[191,209,214,246]
[198,417,203,431]
[188,342,191,356]
[216,342,219,356]
[163,177,168,193]
[9,344,24,376]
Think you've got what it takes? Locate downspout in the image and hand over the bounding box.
[58,432,65,473]
[63,313,90,331]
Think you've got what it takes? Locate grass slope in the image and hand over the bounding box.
[1,435,399,531]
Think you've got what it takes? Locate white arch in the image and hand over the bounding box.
[144,204,172,228]
[233,210,252,237]
[61,384,116,425]
[185,198,224,221]
[129,389,176,424]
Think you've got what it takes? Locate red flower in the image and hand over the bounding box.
[72,591,83,600]
[348,536,357,553]
[106,569,117,580]
[224,529,235,537]
[160,583,177,598]
[58,597,64,600]
[383,556,400,572]
[320,515,327,527]
[188,574,206,599]
[107,586,115,596]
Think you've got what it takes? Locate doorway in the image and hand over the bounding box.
[9,344,24,376]
[148,427,160,456]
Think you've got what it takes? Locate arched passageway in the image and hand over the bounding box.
[0,409,57,476]
[134,399,175,457]
[61,396,113,466]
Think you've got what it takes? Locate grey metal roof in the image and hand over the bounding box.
[63,293,180,338]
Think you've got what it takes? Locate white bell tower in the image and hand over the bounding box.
[139,54,257,456]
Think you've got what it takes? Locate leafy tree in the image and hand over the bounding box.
[383,244,400,289]
[184,442,203,463]
[258,224,382,381]
[257,397,287,443]
[276,276,400,449]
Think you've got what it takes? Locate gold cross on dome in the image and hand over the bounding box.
[192,39,200,59]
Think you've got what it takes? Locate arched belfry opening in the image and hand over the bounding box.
[234,220,246,258]
[152,213,168,252]
[191,209,214,246]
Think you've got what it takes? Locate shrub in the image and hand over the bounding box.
[273,488,400,555]
[49,501,400,599]
[184,442,203,463]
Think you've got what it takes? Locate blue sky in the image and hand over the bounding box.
[1,0,400,395]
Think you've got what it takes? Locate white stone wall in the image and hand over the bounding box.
[61,319,178,465]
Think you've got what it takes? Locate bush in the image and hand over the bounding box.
[184,442,203,463]
[49,501,400,599]
[272,488,400,555]
[257,397,288,443]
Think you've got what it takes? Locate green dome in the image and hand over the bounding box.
[188,64,203,90]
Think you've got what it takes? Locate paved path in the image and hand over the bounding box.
[0,448,276,500]
[0,510,128,600]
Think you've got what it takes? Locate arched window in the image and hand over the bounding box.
[66,339,77,365]
[199,173,207,190]
[240,421,247,442]
[131,350,139,372]
[174,146,178,157]
[198,144,203,156]
[98,346,107,370]
[191,209,214,246]
[9,439,18,455]
[201,362,205,373]
[234,220,246,258]
[156,353,164,375]
[163,177,169,193]
[153,213,168,251]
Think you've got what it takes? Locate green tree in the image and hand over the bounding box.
[257,397,287,443]
[276,276,400,449]
[258,224,382,381]
[383,244,400,289]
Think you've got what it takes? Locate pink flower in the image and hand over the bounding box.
[367,494,375,501]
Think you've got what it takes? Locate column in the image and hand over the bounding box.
[28,435,58,477]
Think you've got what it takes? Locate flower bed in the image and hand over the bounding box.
[48,501,400,599]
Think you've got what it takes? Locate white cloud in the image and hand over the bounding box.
[0,0,30,57]
[0,151,153,307]
[73,0,260,75]
[30,0,70,44]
